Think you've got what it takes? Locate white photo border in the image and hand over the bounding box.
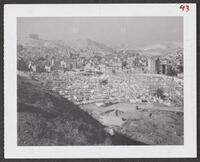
[4,4,197,158]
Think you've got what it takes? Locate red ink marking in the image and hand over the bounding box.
[180,4,190,12]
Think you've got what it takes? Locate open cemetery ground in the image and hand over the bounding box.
[18,69,184,145]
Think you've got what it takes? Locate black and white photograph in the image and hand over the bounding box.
[4,4,196,158]
[17,16,184,146]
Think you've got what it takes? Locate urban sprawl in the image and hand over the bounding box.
[17,34,183,107]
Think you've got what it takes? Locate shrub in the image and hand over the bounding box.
[100,79,108,86]
[155,87,165,99]
[112,69,116,74]
[17,58,29,71]
[150,86,165,100]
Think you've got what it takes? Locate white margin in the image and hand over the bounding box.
[4,4,197,158]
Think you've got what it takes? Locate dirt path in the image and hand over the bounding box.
[81,102,183,145]
[103,103,183,112]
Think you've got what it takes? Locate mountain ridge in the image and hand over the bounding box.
[18,35,183,58]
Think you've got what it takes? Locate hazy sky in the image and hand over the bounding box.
[17,17,183,48]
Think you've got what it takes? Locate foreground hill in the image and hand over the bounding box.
[17,72,144,145]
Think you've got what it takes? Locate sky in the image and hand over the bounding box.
[17,17,183,49]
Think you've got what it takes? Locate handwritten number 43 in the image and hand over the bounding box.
[180,5,190,12]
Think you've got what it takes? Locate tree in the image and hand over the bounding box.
[17,57,29,71]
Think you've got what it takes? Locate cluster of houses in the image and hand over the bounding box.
[17,38,182,76]
[18,51,182,76]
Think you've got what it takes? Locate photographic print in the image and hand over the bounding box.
[17,17,184,146]
[4,4,196,158]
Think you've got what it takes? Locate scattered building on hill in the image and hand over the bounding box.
[60,60,67,69]
[148,57,159,74]
[160,59,168,75]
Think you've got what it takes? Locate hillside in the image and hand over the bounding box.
[66,39,114,53]
[140,42,183,57]
[18,36,115,58]
[17,72,144,145]
[19,36,72,50]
